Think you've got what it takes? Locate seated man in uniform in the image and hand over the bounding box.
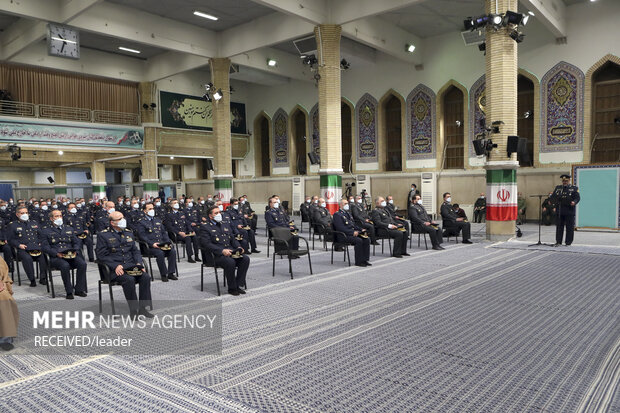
[371,197,409,258]
[473,193,486,223]
[65,202,94,262]
[385,195,410,238]
[517,192,527,225]
[165,199,200,263]
[408,194,444,250]
[312,197,333,240]
[226,198,260,254]
[452,204,468,220]
[333,199,371,267]
[541,191,556,226]
[94,201,116,233]
[199,206,250,296]
[239,195,258,231]
[8,206,48,287]
[265,196,299,252]
[96,211,153,317]
[350,195,378,245]
[41,209,88,299]
[137,202,177,282]
[440,193,472,244]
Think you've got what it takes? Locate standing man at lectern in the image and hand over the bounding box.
[550,174,580,246]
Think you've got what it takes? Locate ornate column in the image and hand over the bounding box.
[315,25,343,214]
[210,57,233,207]
[141,127,159,201]
[485,0,519,240]
[52,167,67,200]
[91,161,106,201]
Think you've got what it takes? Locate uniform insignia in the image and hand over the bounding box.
[126,237,133,242]
[215,237,220,241]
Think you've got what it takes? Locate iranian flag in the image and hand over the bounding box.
[486,169,517,221]
[320,174,342,215]
[215,179,233,208]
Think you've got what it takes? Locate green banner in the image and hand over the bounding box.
[214,179,233,189]
[0,118,143,148]
[486,169,517,184]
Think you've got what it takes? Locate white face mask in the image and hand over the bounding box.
[380,201,387,207]
[273,202,280,209]
[208,198,213,201]
[306,199,311,203]
[147,209,155,217]
[69,208,77,214]
[349,199,354,203]
[0,206,5,211]
[63,202,67,206]
[52,204,58,209]
[20,213,29,221]
[480,196,485,199]
[187,202,193,208]
[132,203,139,209]
[417,200,423,205]
[320,202,326,208]
[125,201,130,206]
[314,200,318,204]
[241,200,246,204]
[108,207,115,213]
[218,205,224,211]
[388,200,394,204]
[343,204,350,211]
[117,218,127,229]
[233,204,239,210]
[200,200,205,205]
[446,197,452,203]
[214,213,223,222]
[34,204,40,209]
[54,218,63,226]
[42,205,49,210]
[155,202,161,207]
[172,204,180,210]
[357,199,362,204]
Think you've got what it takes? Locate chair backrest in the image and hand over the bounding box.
[271,226,293,242]
[200,247,216,267]
[282,201,289,213]
[96,261,113,283]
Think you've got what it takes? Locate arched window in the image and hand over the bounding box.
[592,61,620,163]
[517,75,535,167]
[291,108,308,175]
[253,114,270,177]
[341,101,353,172]
[443,86,464,169]
[383,95,403,171]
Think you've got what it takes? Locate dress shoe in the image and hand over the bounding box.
[161,276,169,282]
[251,249,261,254]
[188,258,196,263]
[138,308,155,318]
[39,278,48,286]
[438,246,445,250]
[402,253,411,256]
[0,343,14,351]
[66,294,74,300]
[371,241,380,245]
[462,240,473,244]
[228,290,240,296]
[392,254,403,258]
[237,288,246,294]
[365,261,372,266]
[89,258,95,263]
[75,291,87,297]
[432,246,443,250]
[565,243,571,246]
[355,263,367,267]
[195,257,201,262]
[30,280,37,287]
[168,274,178,280]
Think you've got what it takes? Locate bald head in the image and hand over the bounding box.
[109,211,123,222]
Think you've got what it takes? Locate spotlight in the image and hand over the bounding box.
[489,14,503,29]
[213,89,223,101]
[509,29,525,43]
[302,54,318,66]
[340,59,350,70]
[528,11,535,16]
[504,10,526,25]
[202,93,212,102]
[204,82,213,91]
[406,44,416,53]
[464,17,475,31]
[8,145,20,161]
[455,120,462,127]
[524,111,531,119]
[473,139,486,156]
[170,156,174,160]
[150,103,157,109]
[267,59,277,67]
[478,42,486,53]
[58,150,63,155]
[142,103,149,109]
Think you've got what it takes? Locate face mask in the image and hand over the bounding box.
[273,202,280,209]
[147,209,155,217]
[233,204,239,210]
[155,202,161,207]
[208,198,213,201]
[52,205,58,209]
[388,200,394,204]
[20,213,29,221]
[320,202,326,208]
[141,201,145,205]
[200,200,205,205]
[34,204,40,209]
[70,208,77,214]
[43,205,49,210]
[9,200,13,204]
[218,205,224,211]
[417,200,423,205]
[343,204,350,211]
[381,201,387,207]
[446,197,452,203]
[306,199,311,203]
[173,204,180,210]
[108,208,115,213]
[63,202,67,206]
[125,201,130,206]
[0,206,5,211]
[132,203,139,209]
[314,200,318,204]
[187,202,193,208]
[214,214,223,222]
[54,218,63,226]
[117,218,127,229]
[480,196,485,199]
[349,199,354,203]
[357,199,362,204]
[89,200,93,204]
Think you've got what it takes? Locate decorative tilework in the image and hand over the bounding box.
[469,74,486,157]
[355,93,378,163]
[540,62,584,153]
[406,84,436,160]
[272,108,289,166]
[309,103,320,156]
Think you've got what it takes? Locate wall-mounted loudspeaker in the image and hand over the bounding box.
[308,152,320,165]
[47,176,55,184]
[507,135,519,156]
[85,172,92,180]
[205,158,214,171]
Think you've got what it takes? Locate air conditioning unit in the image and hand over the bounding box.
[292,176,304,213]
[293,36,317,56]
[421,172,437,216]
[461,28,486,46]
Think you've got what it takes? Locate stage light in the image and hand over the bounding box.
[202,93,212,102]
[193,11,218,20]
[464,17,475,31]
[340,59,350,70]
[455,120,462,127]
[8,145,21,161]
[490,14,503,26]
[58,150,63,155]
[142,103,149,109]
[504,10,526,25]
[150,103,157,109]
[478,42,486,53]
[267,59,277,67]
[524,111,531,119]
[204,82,213,91]
[406,44,416,53]
[509,29,525,43]
[213,89,223,101]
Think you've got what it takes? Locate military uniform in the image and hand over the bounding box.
[227,206,259,253]
[165,209,200,261]
[517,196,527,225]
[64,211,94,261]
[0,219,14,272]
[370,207,408,257]
[7,218,48,283]
[240,201,258,231]
[406,188,420,208]
[350,202,377,244]
[299,201,312,227]
[312,206,333,241]
[199,219,250,293]
[541,196,556,226]
[94,210,112,233]
[127,206,144,230]
[136,215,177,280]
[95,228,152,313]
[265,208,299,250]
[385,202,410,237]
[408,203,443,249]
[333,208,370,265]
[550,183,580,245]
[473,197,486,223]
[440,202,471,242]
[41,223,87,296]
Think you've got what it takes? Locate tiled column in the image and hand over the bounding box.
[142,126,159,201]
[91,161,106,202]
[52,167,67,200]
[485,0,519,241]
[315,25,343,214]
[210,58,233,207]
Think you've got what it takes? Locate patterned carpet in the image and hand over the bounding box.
[1,225,619,412]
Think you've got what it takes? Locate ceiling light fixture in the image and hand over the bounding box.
[528,11,535,16]
[58,150,64,155]
[213,89,223,101]
[267,59,277,67]
[406,44,416,53]
[193,11,218,20]
[118,46,141,54]
[170,156,174,160]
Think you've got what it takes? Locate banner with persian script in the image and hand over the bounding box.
[0,118,143,148]
[160,91,246,134]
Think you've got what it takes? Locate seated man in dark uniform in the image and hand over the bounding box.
[226,198,260,254]
[408,194,444,250]
[550,174,580,246]
[65,202,95,262]
[350,195,378,245]
[312,197,333,240]
[94,201,116,233]
[41,209,88,299]
[370,197,409,258]
[541,191,556,226]
[165,199,200,263]
[473,193,486,223]
[385,195,410,237]
[265,196,299,251]
[8,206,48,287]
[333,199,371,267]
[300,196,312,228]
[95,211,153,317]
[239,195,258,231]
[199,205,250,296]
[137,202,177,282]
[0,214,14,273]
[440,193,472,244]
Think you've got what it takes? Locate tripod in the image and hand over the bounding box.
[529,194,554,246]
